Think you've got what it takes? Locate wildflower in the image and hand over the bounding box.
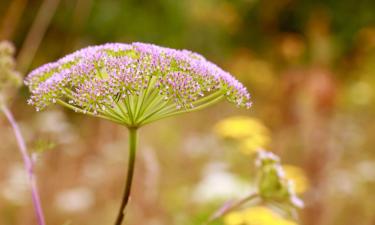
[214,116,270,154]
[240,135,271,155]
[224,206,298,225]
[256,150,304,208]
[283,165,309,194]
[214,116,267,140]
[26,42,251,127]
[204,152,304,225]
[25,42,251,224]
[0,41,22,103]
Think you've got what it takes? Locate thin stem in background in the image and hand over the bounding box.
[62,0,93,54]
[16,0,60,73]
[203,192,259,225]
[114,127,138,225]
[0,104,46,225]
[0,0,28,40]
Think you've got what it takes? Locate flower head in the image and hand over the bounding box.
[25,43,251,127]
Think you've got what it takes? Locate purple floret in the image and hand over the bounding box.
[25,42,251,121]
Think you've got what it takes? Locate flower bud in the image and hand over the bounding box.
[256,150,304,208]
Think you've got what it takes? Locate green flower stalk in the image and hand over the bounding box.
[25,42,252,224]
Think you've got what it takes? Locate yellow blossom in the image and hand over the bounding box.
[214,116,270,155]
[214,116,269,140]
[224,206,298,225]
[283,165,310,194]
[224,211,246,225]
[240,135,271,155]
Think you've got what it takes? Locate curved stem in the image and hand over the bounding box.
[123,97,134,124]
[135,76,156,120]
[0,104,46,225]
[114,127,138,225]
[203,192,259,225]
[62,88,128,124]
[141,95,225,126]
[56,99,125,125]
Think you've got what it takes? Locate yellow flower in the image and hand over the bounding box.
[224,211,246,225]
[240,135,271,155]
[224,206,298,225]
[214,116,269,140]
[214,116,270,155]
[283,165,310,194]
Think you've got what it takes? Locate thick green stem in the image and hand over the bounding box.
[114,127,138,225]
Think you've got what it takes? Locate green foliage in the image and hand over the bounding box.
[31,139,56,154]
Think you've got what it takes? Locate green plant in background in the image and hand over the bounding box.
[0,41,46,225]
[256,150,304,210]
[206,117,307,224]
[204,150,305,225]
[25,42,251,225]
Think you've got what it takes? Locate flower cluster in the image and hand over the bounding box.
[25,43,251,127]
[0,41,22,103]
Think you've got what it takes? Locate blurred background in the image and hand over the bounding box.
[0,0,375,225]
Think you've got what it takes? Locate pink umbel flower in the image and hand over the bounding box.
[25,43,251,127]
[25,42,252,225]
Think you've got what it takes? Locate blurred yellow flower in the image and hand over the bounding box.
[283,165,310,194]
[224,211,245,225]
[214,116,269,140]
[224,206,298,225]
[240,135,271,155]
[214,116,270,154]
